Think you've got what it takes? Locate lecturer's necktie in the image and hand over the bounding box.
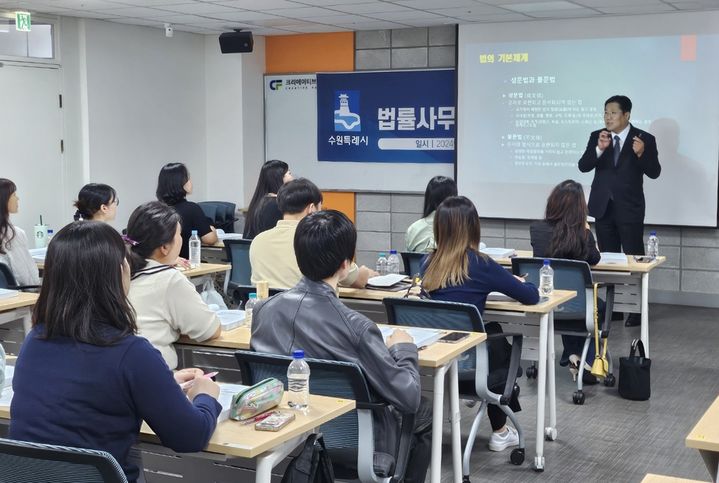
[613,135,621,167]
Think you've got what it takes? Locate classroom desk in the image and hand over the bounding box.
[641,474,709,483]
[0,292,39,335]
[177,325,486,483]
[0,391,354,483]
[686,395,719,482]
[492,250,665,355]
[177,263,232,293]
[338,286,576,472]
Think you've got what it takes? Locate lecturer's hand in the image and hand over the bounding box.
[632,135,645,158]
[598,130,611,151]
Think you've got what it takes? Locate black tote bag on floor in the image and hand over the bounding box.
[618,339,651,400]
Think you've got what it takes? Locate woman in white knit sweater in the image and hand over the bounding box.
[0,179,40,286]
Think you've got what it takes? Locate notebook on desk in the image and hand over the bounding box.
[0,289,19,300]
[480,247,516,259]
[486,291,516,302]
[600,252,629,265]
[379,326,443,348]
[217,383,248,422]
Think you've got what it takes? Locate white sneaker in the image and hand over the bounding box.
[488,426,519,452]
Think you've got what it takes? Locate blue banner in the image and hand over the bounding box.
[317,70,456,163]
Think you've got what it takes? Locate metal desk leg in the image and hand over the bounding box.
[255,433,308,483]
[21,307,32,335]
[449,360,462,483]
[533,312,549,472]
[545,311,557,441]
[430,364,448,483]
[641,272,650,356]
[699,449,719,483]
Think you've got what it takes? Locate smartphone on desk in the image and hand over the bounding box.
[255,411,296,432]
[438,331,470,344]
[633,255,654,263]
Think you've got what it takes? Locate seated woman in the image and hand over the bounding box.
[10,221,221,483]
[530,179,602,383]
[73,183,119,222]
[0,178,40,286]
[421,196,539,452]
[405,176,457,253]
[156,162,218,259]
[126,201,221,370]
[243,159,293,239]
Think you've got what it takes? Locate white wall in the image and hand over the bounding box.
[241,35,266,207]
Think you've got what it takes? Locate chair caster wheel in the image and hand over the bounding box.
[462,476,471,483]
[604,374,616,387]
[526,365,538,379]
[533,456,545,471]
[573,390,585,405]
[544,427,557,441]
[510,448,525,465]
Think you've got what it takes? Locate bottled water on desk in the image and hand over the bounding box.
[189,230,201,268]
[376,252,388,276]
[647,231,659,259]
[287,349,310,410]
[387,250,400,275]
[539,259,554,297]
[244,293,257,329]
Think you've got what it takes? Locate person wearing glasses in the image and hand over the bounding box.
[578,95,661,326]
[73,183,120,222]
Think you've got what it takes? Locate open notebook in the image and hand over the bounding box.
[217,382,248,422]
[0,289,19,300]
[600,252,629,265]
[379,326,443,348]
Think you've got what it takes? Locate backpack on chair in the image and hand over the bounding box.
[281,433,334,483]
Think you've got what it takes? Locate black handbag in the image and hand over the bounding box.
[281,433,334,483]
[618,339,651,400]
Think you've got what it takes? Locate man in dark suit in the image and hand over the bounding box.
[578,95,661,325]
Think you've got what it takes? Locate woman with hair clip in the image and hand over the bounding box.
[10,221,221,483]
[156,162,218,259]
[126,201,220,370]
[405,176,458,253]
[530,179,602,384]
[0,178,40,286]
[73,183,119,222]
[421,196,539,453]
[243,159,293,239]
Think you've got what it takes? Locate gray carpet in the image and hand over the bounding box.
[440,304,719,483]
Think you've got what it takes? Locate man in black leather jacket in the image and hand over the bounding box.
[251,210,431,483]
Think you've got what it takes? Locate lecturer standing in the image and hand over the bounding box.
[579,95,661,326]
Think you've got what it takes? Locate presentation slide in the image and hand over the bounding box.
[458,27,719,226]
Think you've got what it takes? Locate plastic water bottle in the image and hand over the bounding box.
[189,230,201,268]
[287,349,310,410]
[539,259,554,297]
[244,293,257,329]
[647,231,659,259]
[387,250,400,275]
[376,252,388,276]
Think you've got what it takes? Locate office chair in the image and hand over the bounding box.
[234,350,414,483]
[383,298,525,478]
[199,201,238,233]
[511,257,615,405]
[0,438,128,483]
[399,252,425,277]
[0,263,39,291]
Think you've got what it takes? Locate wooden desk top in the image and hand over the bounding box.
[0,394,354,460]
[686,395,719,452]
[494,250,666,273]
[641,474,709,483]
[177,263,231,278]
[178,325,486,369]
[0,292,39,312]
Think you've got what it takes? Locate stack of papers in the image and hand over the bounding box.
[216,310,246,331]
[215,229,243,241]
[487,291,515,302]
[600,252,629,265]
[379,326,442,348]
[0,288,19,300]
[480,247,516,259]
[29,247,47,262]
[367,273,408,288]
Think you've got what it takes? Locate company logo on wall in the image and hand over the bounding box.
[269,77,317,91]
[333,91,361,132]
[269,80,283,90]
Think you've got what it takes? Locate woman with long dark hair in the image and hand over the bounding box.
[10,221,221,483]
[530,179,601,382]
[0,178,40,286]
[156,162,218,258]
[405,176,457,253]
[421,196,538,453]
[126,201,220,370]
[73,183,119,221]
[243,159,293,239]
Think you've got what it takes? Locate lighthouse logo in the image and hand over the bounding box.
[333,91,361,132]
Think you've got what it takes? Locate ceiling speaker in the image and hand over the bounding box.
[219,30,253,54]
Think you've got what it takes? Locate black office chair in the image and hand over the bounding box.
[234,350,414,483]
[383,298,526,476]
[0,438,128,482]
[199,201,237,233]
[222,239,253,305]
[0,263,39,291]
[399,251,425,277]
[511,257,615,405]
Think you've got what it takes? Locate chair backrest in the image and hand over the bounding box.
[223,239,252,285]
[383,297,485,373]
[0,263,17,289]
[199,201,238,233]
[0,438,128,483]
[233,350,372,478]
[511,257,593,320]
[400,252,424,277]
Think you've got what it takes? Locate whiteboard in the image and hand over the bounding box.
[264,74,454,192]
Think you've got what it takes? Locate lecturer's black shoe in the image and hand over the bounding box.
[611,311,624,321]
[625,313,641,327]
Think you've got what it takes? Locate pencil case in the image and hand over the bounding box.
[230,378,284,421]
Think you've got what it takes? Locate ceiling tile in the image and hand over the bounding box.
[46,0,126,9]
[667,0,719,8]
[335,19,410,28]
[394,0,480,8]
[262,6,340,18]
[502,1,585,13]
[206,10,282,21]
[309,13,376,23]
[151,3,244,14]
[528,7,601,17]
[430,5,513,16]
[597,4,677,14]
[212,0,305,9]
[573,0,664,6]
[366,9,446,21]
[94,5,173,16]
[325,2,412,14]
[295,0,371,5]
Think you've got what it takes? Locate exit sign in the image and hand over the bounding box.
[15,11,31,32]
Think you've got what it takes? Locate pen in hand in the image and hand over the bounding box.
[180,371,219,391]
